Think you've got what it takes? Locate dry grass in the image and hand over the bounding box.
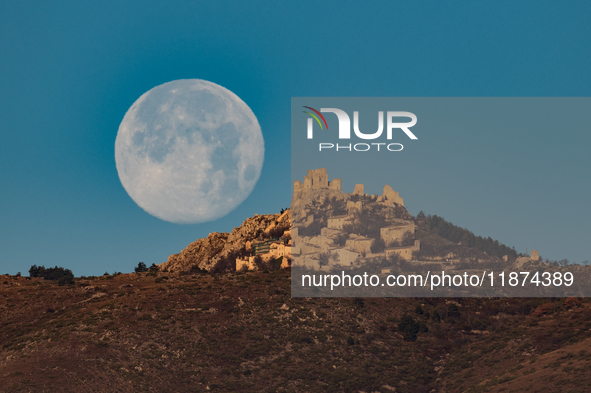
[1,272,590,392]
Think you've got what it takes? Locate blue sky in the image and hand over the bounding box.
[1,1,590,276]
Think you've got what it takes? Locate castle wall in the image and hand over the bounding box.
[329,178,342,191]
[383,184,404,206]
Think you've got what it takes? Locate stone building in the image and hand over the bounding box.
[236,256,256,271]
[330,248,359,266]
[251,238,282,255]
[385,240,421,261]
[236,240,292,271]
[345,234,374,255]
[270,242,291,260]
[327,215,352,230]
[307,235,334,252]
[380,222,416,245]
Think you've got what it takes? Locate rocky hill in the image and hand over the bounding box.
[158,166,537,277]
[159,210,291,273]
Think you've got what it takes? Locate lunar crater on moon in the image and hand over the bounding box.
[115,79,264,224]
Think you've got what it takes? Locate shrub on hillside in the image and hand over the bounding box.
[252,255,265,270]
[447,303,461,319]
[190,265,208,274]
[134,262,148,273]
[268,257,283,270]
[334,233,348,247]
[29,265,74,284]
[211,247,248,273]
[267,225,288,238]
[370,238,385,253]
[298,220,323,237]
[431,310,441,322]
[58,275,74,286]
[398,314,420,341]
[211,256,235,274]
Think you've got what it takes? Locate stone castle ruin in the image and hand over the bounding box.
[293,168,342,193]
[379,184,404,206]
[293,168,403,206]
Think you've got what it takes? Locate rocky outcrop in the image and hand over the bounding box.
[160,232,228,274]
[159,210,291,273]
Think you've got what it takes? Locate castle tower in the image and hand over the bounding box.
[312,168,328,189]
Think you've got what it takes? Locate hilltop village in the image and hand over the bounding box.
[291,168,421,271]
[159,168,541,274]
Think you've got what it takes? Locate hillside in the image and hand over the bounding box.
[3,172,588,392]
[290,168,529,280]
[156,167,552,278]
[163,172,524,277]
[159,210,291,273]
[1,272,591,392]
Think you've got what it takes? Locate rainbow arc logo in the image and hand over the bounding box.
[302,106,328,130]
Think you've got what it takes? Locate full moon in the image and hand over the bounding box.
[115,79,264,224]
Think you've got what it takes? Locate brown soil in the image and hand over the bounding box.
[1,272,590,392]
